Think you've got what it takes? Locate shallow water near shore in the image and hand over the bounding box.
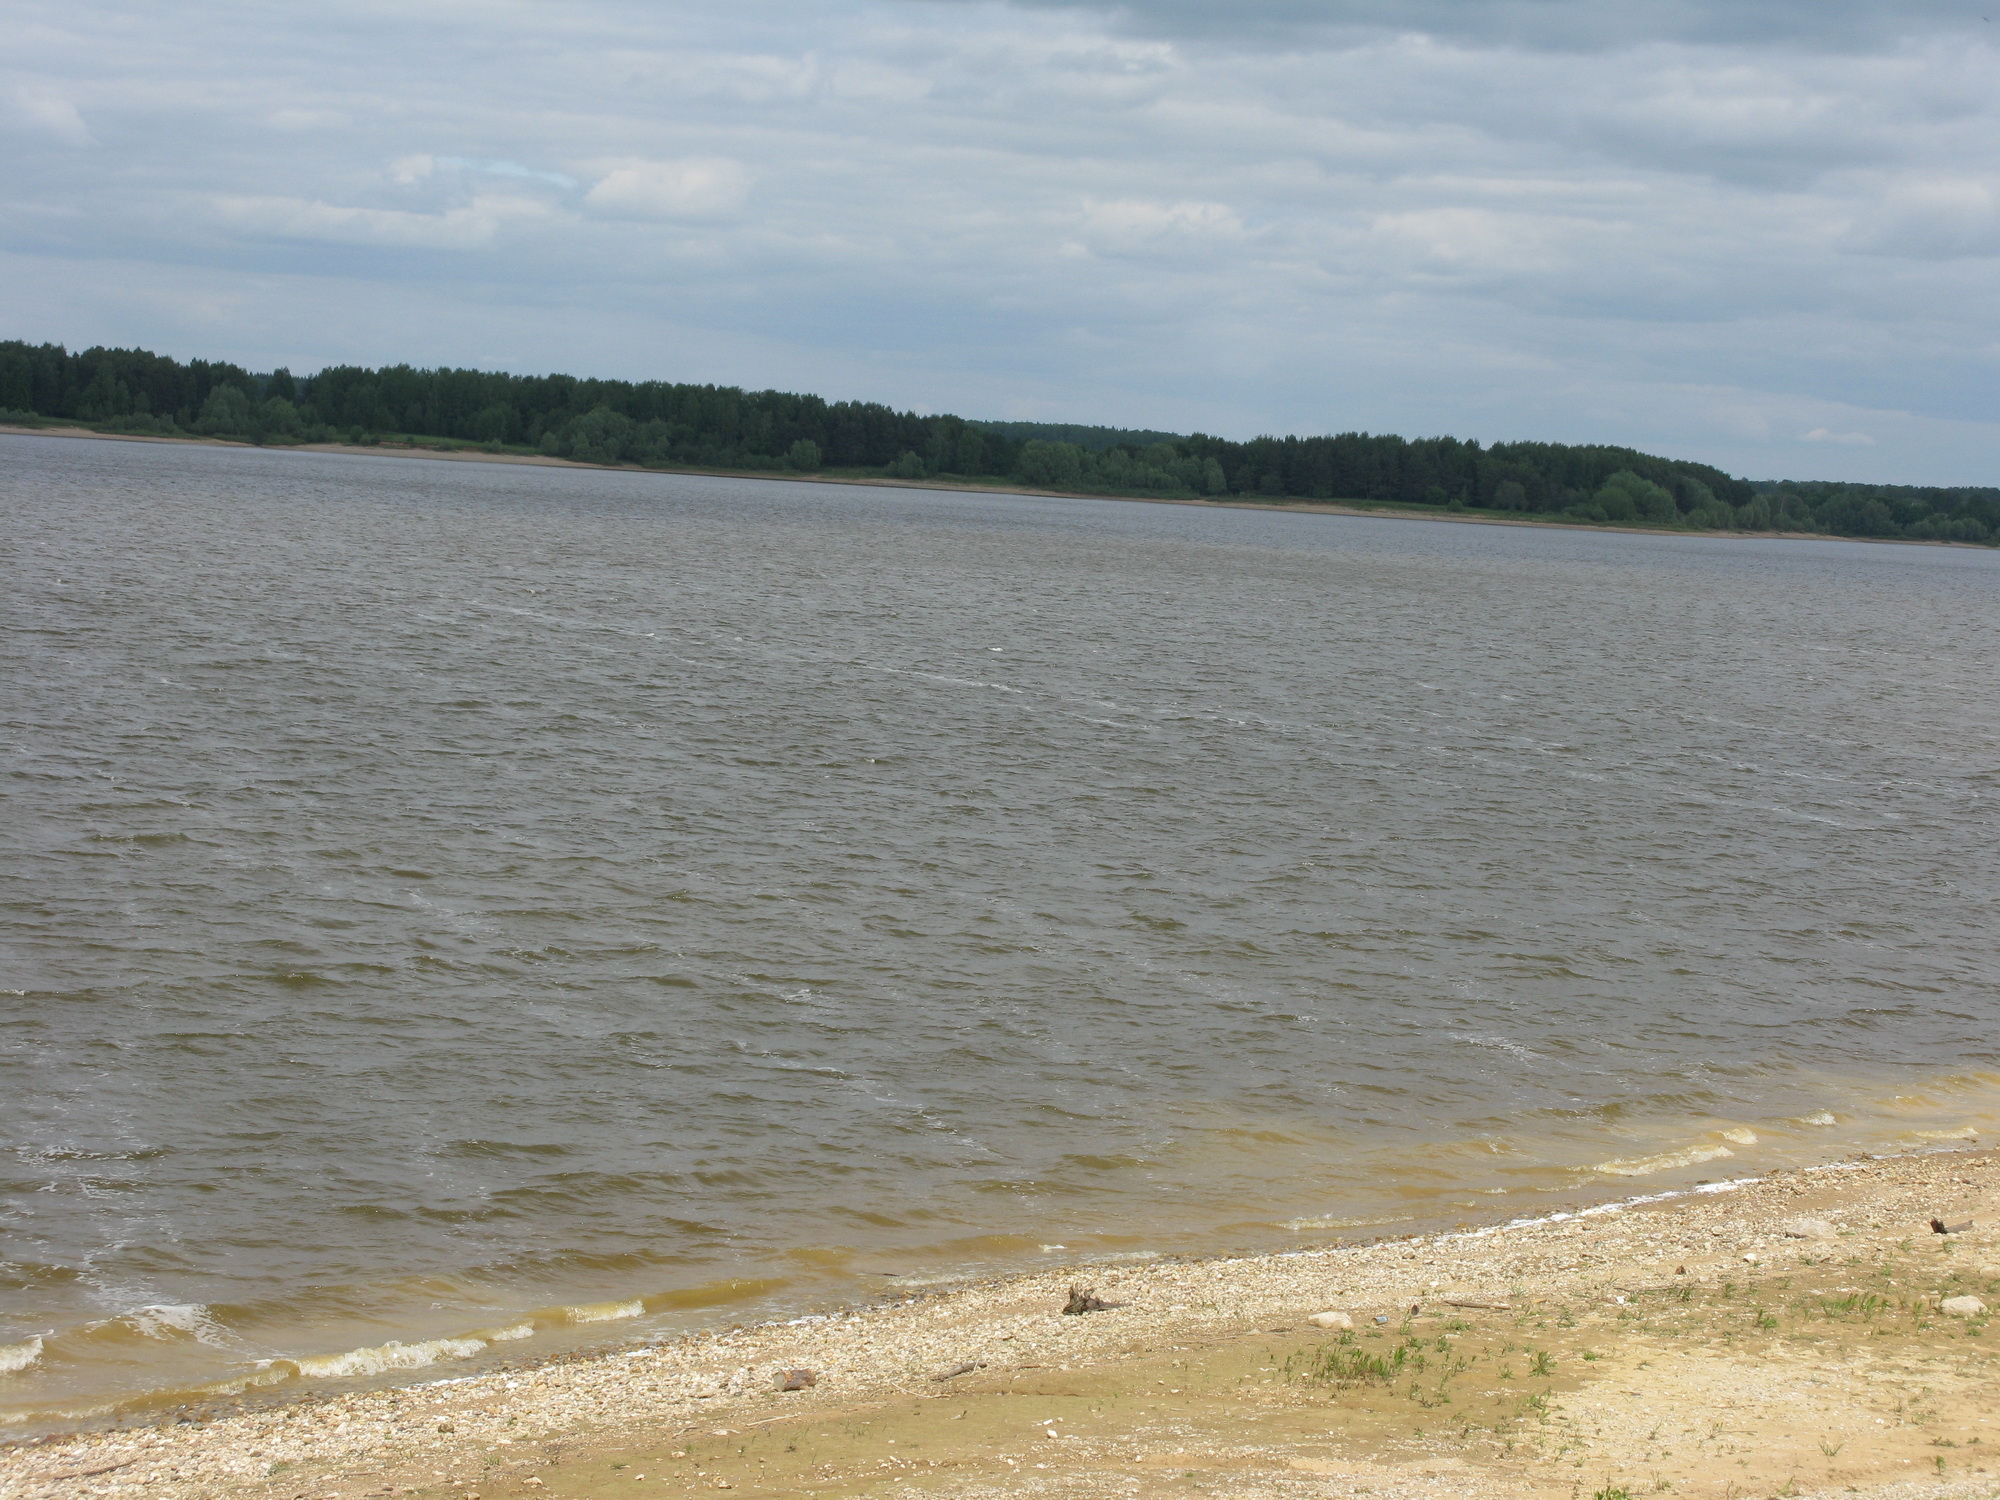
[3,433,1997,1432]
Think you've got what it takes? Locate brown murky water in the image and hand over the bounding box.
[3,433,1996,1429]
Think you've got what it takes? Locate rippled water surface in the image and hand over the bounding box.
[4,434,1998,1426]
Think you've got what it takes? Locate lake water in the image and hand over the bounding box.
[3,433,1997,1430]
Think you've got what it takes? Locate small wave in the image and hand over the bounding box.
[65,1303,238,1350]
[0,1336,43,1375]
[475,1321,536,1342]
[564,1298,645,1324]
[1594,1144,1735,1178]
[127,1304,230,1345]
[284,1336,488,1380]
[1912,1126,1978,1141]
[1281,1213,1417,1231]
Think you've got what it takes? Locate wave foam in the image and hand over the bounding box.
[0,1336,43,1375]
[476,1321,537,1342]
[565,1298,645,1324]
[1594,1143,1735,1178]
[286,1336,488,1380]
[122,1304,234,1347]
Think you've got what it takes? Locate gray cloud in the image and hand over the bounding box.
[951,0,2000,53]
[1,0,1996,483]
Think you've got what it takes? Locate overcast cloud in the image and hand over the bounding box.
[4,0,1996,481]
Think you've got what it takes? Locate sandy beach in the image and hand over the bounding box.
[3,1147,1994,1500]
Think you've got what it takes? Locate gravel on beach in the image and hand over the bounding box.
[4,1148,1997,1500]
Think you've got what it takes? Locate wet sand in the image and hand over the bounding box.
[5,1148,1996,1500]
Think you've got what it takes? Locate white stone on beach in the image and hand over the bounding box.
[1941,1296,1986,1317]
[1780,1218,1835,1239]
[1306,1311,1353,1330]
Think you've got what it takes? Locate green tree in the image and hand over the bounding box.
[259,397,304,439]
[470,404,512,443]
[1493,479,1528,511]
[194,385,255,436]
[1595,470,1677,524]
[952,428,985,474]
[1015,440,1083,488]
[1820,495,1896,536]
[787,438,822,471]
[886,450,927,479]
[566,406,635,465]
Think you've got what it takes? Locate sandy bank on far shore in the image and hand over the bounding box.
[1,422,1939,549]
[5,1148,1997,1500]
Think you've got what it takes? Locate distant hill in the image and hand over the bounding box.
[969,420,1186,452]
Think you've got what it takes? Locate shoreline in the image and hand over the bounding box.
[0,423,1970,551]
[5,1147,1995,1500]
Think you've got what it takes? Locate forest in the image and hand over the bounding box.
[2,339,1993,544]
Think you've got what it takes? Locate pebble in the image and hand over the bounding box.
[1306,1311,1353,1330]
[1941,1296,1987,1317]
[12,1146,1988,1500]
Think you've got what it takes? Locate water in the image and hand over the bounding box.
[3,433,1997,1430]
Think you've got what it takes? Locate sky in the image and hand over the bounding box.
[5,0,1998,483]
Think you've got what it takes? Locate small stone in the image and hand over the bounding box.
[774,1369,817,1391]
[1307,1311,1353,1330]
[1780,1218,1834,1239]
[1941,1296,1986,1317]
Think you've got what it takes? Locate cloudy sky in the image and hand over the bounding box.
[6,0,1998,482]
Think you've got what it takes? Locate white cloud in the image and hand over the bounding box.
[1852,175,2000,260]
[12,85,92,146]
[583,158,750,220]
[393,154,579,189]
[1077,198,1244,256]
[267,107,351,132]
[3,0,1999,483]
[211,194,559,251]
[1802,427,1875,445]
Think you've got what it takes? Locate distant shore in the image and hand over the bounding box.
[1,422,1964,550]
[4,1147,1995,1500]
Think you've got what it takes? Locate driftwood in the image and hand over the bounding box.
[1062,1286,1109,1315]
[1932,1217,1974,1235]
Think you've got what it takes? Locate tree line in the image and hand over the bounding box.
[2,339,1993,545]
